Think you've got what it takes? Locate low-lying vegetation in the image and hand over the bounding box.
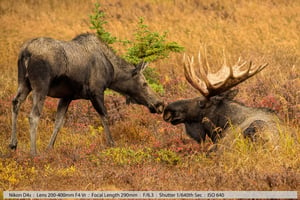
[0,0,299,193]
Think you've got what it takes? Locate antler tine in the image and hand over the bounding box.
[203,47,209,74]
[231,57,249,77]
[206,49,233,91]
[235,57,248,70]
[249,62,268,75]
[221,49,233,82]
[222,48,228,68]
[184,54,209,96]
[214,60,268,95]
[199,50,213,90]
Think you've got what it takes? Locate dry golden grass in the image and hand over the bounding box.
[0,0,299,194]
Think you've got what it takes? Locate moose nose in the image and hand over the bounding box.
[150,102,164,114]
[163,111,172,122]
[156,103,164,114]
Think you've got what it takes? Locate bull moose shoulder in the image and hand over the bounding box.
[163,51,282,146]
[10,33,164,156]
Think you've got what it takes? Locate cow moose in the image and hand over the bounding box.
[163,51,282,148]
[10,33,164,156]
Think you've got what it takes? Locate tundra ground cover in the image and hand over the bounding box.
[0,0,299,194]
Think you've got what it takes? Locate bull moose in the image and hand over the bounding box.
[163,51,281,147]
[10,33,164,156]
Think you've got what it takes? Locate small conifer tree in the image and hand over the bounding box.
[123,17,184,65]
[89,3,116,44]
[89,3,184,93]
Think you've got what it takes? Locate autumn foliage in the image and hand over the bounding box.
[0,0,299,193]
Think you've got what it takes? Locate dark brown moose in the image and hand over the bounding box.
[10,33,164,156]
[163,51,281,147]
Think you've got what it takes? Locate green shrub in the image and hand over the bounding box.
[98,147,181,166]
[0,160,36,190]
[155,149,181,165]
[100,147,152,165]
[143,66,164,94]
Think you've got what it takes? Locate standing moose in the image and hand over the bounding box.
[163,50,281,147]
[10,33,164,156]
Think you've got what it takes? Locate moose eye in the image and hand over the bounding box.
[198,101,206,108]
[143,82,148,87]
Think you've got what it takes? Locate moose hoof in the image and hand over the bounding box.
[8,143,17,150]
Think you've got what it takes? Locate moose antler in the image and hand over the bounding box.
[183,49,268,98]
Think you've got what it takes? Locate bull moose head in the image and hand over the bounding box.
[163,50,269,143]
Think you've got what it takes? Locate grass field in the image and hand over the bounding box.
[0,0,299,195]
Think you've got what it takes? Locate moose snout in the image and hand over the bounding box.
[163,110,172,122]
[163,105,185,125]
[156,102,164,114]
[150,102,164,114]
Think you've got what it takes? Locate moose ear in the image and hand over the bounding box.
[224,89,239,100]
[210,89,239,104]
[210,95,224,105]
[132,61,149,76]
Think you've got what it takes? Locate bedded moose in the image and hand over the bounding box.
[10,33,164,156]
[163,51,282,148]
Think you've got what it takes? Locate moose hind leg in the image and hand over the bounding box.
[29,91,46,156]
[47,98,71,149]
[10,84,31,150]
[91,95,115,146]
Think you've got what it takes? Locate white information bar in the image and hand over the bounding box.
[3,191,298,199]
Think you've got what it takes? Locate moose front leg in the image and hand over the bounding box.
[100,115,115,146]
[90,95,115,147]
